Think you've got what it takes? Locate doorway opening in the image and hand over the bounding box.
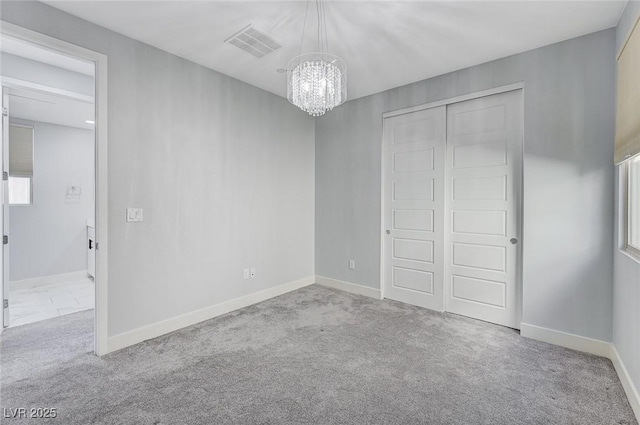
[4,86,95,327]
[0,22,108,355]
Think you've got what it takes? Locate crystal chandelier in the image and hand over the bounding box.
[287,0,347,116]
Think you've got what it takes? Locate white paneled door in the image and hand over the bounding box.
[383,89,522,329]
[383,106,446,311]
[444,90,522,328]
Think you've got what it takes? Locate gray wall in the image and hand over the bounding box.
[1,1,315,337]
[613,0,640,408]
[10,120,94,281]
[316,29,616,342]
[1,2,621,351]
[0,52,94,96]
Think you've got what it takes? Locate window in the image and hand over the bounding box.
[8,124,34,206]
[8,176,32,205]
[616,16,640,164]
[617,16,640,259]
[626,156,640,257]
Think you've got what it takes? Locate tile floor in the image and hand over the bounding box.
[9,274,94,327]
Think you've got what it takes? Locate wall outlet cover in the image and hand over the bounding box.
[126,208,144,222]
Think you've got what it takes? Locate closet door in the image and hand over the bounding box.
[382,106,446,311]
[444,90,522,329]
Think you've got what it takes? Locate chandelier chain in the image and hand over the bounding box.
[299,0,310,59]
[316,0,321,52]
[322,0,329,52]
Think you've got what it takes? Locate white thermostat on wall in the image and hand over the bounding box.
[126,208,143,222]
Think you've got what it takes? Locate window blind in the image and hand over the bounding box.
[9,125,34,177]
[616,16,640,164]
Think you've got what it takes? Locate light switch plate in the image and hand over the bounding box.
[349,259,356,270]
[126,208,143,222]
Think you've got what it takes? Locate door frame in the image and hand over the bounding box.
[380,82,524,327]
[0,21,109,356]
[2,89,9,329]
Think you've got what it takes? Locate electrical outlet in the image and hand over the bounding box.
[349,259,356,270]
[250,268,256,278]
[243,268,250,279]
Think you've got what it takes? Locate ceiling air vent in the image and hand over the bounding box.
[225,24,282,59]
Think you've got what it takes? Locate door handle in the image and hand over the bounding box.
[386,230,391,235]
[89,239,93,250]
[510,238,518,245]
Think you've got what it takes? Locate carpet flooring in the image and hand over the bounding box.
[0,284,637,424]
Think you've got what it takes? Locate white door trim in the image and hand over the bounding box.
[380,84,525,329]
[0,21,109,356]
[0,77,94,104]
[2,89,9,328]
[382,82,525,119]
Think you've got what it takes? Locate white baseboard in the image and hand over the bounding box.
[103,276,638,423]
[315,275,382,299]
[10,270,90,291]
[518,324,639,422]
[107,275,315,353]
[610,345,640,421]
[520,323,611,357]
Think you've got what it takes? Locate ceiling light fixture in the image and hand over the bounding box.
[85,120,95,124]
[287,0,347,117]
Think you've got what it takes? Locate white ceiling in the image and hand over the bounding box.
[44,1,627,101]
[8,87,95,130]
